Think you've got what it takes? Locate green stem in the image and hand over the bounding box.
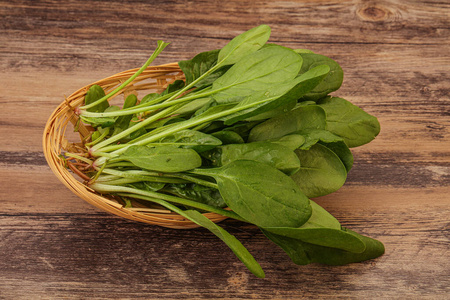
[90,183,244,221]
[103,93,281,159]
[80,40,170,111]
[85,127,110,147]
[90,103,182,154]
[98,168,217,188]
[64,152,93,165]
[80,88,212,118]
[98,168,188,184]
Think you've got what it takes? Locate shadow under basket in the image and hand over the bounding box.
[43,63,228,229]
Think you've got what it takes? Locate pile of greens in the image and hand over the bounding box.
[68,25,384,278]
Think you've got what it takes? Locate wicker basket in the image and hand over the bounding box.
[43,62,228,229]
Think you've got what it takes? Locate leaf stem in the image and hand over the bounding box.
[90,183,244,221]
[80,40,170,111]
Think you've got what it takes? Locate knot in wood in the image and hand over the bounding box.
[357,4,391,22]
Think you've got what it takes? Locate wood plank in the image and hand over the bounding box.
[1,0,448,46]
[0,187,448,298]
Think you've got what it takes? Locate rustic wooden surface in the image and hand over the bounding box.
[1,0,449,298]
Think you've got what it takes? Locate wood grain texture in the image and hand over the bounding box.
[0,0,449,298]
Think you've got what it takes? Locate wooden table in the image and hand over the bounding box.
[1,0,449,298]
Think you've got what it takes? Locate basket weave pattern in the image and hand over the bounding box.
[43,63,228,229]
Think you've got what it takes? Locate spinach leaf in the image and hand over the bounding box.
[206,142,301,175]
[193,160,312,228]
[178,49,231,88]
[291,143,347,198]
[265,134,306,151]
[212,45,302,105]
[263,229,384,266]
[161,79,185,96]
[173,97,212,117]
[81,105,119,128]
[298,129,353,172]
[164,183,226,208]
[117,145,202,172]
[218,24,271,66]
[159,129,222,153]
[170,207,265,278]
[318,97,381,147]
[298,53,343,101]
[248,105,326,142]
[244,98,297,122]
[211,130,245,145]
[85,84,110,113]
[112,94,138,135]
[129,181,165,192]
[262,201,365,253]
[220,64,330,125]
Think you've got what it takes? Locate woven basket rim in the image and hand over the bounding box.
[42,62,228,229]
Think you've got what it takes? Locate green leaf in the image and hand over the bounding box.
[112,94,138,135]
[265,134,306,151]
[207,142,301,175]
[248,105,326,142]
[159,129,222,153]
[291,143,347,198]
[85,84,110,113]
[117,145,202,172]
[178,49,230,88]
[129,181,165,192]
[211,130,245,145]
[218,24,271,66]
[212,45,302,105]
[161,79,185,96]
[318,97,381,147]
[244,98,297,122]
[167,206,265,278]
[299,200,341,229]
[262,200,365,253]
[164,183,226,208]
[298,129,353,172]
[81,105,120,128]
[173,97,212,116]
[263,225,365,253]
[298,53,343,101]
[222,64,330,125]
[262,229,384,266]
[193,160,312,228]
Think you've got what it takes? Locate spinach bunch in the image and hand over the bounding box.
[68,25,383,278]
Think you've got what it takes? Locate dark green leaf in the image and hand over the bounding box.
[170,207,265,278]
[85,85,109,113]
[211,130,245,145]
[298,129,353,172]
[262,229,384,266]
[193,160,312,228]
[112,94,138,135]
[318,97,381,147]
[165,183,226,208]
[298,53,343,101]
[291,143,347,198]
[161,80,185,96]
[207,142,301,175]
[248,105,326,142]
[129,181,165,192]
[266,134,306,151]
